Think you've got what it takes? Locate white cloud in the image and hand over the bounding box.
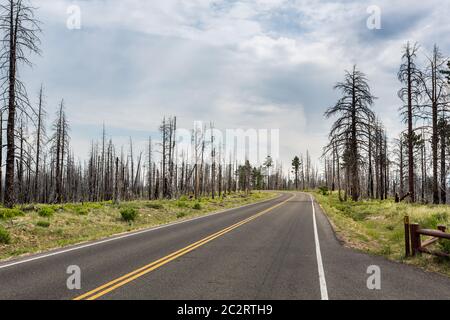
[22,0,450,168]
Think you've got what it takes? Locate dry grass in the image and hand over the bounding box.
[0,192,277,261]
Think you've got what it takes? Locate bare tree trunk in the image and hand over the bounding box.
[368,128,374,198]
[114,157,119,204]
[421,134,425,202]
[350,76,360,201]
[440,118,447,204]
[4,2,17,208]
[335,144,342,201]
[406,55,415,202]
[35,85,44,202]
[0,111,3,202]
[55,102,63,203]
[400,138,404,199]
[3,0,41,207]
[210,123,215,199]
[148,137,152,200]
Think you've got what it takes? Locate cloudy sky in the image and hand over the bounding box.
[22,0,450,167]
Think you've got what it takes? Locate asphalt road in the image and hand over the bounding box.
[1,192,450,300]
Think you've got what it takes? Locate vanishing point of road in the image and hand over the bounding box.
[1,192,450,300]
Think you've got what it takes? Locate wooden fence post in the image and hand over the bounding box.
[410,223,421,256]
[404,216,410,257]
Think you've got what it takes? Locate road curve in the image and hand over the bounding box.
[1,192,450,300]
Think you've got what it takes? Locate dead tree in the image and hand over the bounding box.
[51,100,69,203]
[147,137,153,200]
[325,66,376,201]
[422,45,447,204]
[210,122,216,199]
[0,0,41,207]
[34,84,46,202]
[398,42,422,202]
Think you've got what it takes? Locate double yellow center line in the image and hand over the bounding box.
[74,194,294,300]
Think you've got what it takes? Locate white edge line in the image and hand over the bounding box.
[0,193,284,270]
[310,194,329,300]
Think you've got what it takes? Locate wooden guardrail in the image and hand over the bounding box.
[404,216,450,258]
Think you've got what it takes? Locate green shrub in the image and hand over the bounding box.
[0,208,24,219]
[120,208,138,222]
[177,212,187,219]
[434,212,449,223]
[0,226,10,244]
[38,207,55,218]
[74,207,89,216]
[179,195,188,201]
[439,239,450,255]
[350,211,370,221]
[46,205,64,212]
[145,203,163,210]
[193,202,202,210]
[36,221,50,228]
[88,203,103,210]
[176,201,189,208]
[61,204,76,211]
[318,186,329,196]
[419,212,449,229]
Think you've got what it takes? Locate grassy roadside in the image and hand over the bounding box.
[313,191,450,277]
[0,192,278,261]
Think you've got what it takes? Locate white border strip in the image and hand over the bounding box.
[0,193,283,270]
[310,194,329,300]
